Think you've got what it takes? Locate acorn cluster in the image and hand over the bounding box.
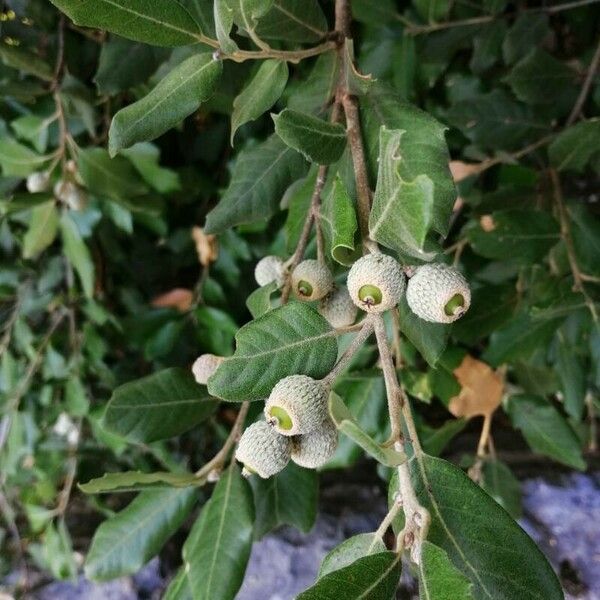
[235,374,338,479]
[26,165,88,211]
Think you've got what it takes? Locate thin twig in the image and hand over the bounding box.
[566,36,600,125]
[194,402,250,479]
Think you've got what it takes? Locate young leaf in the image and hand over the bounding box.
[50,0,204,46]
[103,367,218,443]
[401,454,564,599]
[183,464,254,600]
[60,213,95,298]
[109,53,222,155]
[369,127,435,260]
[329,393,406,467]
[231,59,288,144]
[22,201,59,260]
[548,119,600,172]
[319,533,386,577]
[506,394,585,470]
[251,463,318,539]
[298,552,401,600]
[85,488,196,581]
[79,471,199,494]
[361,86,455,235]
[273,109,347,164]
[204,134,307,233]
[320,175,359,265]
[419,541,473,600]
[208,302,338,401]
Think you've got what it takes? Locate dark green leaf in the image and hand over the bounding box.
[470,22,506,74]
[273,109,347,164]
[60,213,95,298]
[319,533,386,577]
[502,14,549,65]
[251,463,317,538]
[556,332,586,419]
[481,460,522,519]
[548,119,600,172]
[22,201,58,260]
[506,394,585,470]
[85,488,196,580]
[413,0,451,22]
[251,0,327,43]
[419,541,473,600]
[0,137,51,177]
[121,143,181,194]
[183,464,254,600]
[104,367,218,443]
[80,471,199,494]
[109,53,222,155]
[208,302,338,401]
[246,281,279,318]
[214,0,238,54]
[0,45,53,81]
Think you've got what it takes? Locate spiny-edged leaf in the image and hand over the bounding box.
[208,302,338,401]
[78,147,148,200]
[419,541,473,600]
[468,209,560,264]
[251,0,327,43]
[79,470,199,494]
[94,36,170,95]
[399,454,563,599]
[548,119,600,172]
[60,213,95,298]
[273,109,346,164]
[329,393,406,467]
[204,134,307,233]
[85,488,196,581]
[183,464,254,600]
[298,552,401,600]
[103,367,218,443]
[246,281,279,318]
[398,296,450,367]
[506,394,585,470]
[481,459,522,519]
[361,86,455,235]
[319,533,386,578]
[251,463,317,539]
[214,0,238,54]
[369,127,435,260]
[505,48,577,105]
[0,137,52,177]
[109,53,222,155]
[231,59,288,144]
[320,175,359,265]
[121,143,181,194]
[49,0,204,46]
[328,372,388,469]
[22,201,59,260]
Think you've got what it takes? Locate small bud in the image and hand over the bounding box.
[235,421,292,478]
[291,418,338,469]
[347,253,405,313]
[318,286,357,328]
[192,353,224,385]
[406,263,471,323]
[254,255,285,288]
[26,171,50,193]
[291,259,333,302]
[265,374,329,436]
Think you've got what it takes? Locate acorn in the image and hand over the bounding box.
[406,263,471,323]
[26,171,50,193]
[54,179,87,211]
[291,259,333,301]
[264,375,329,436]
[291,417,338,469]
[318,286,357,328]
[254,255,285,288]
[192,353,224,385]
[347,253,405,313]
[235,421,292,479]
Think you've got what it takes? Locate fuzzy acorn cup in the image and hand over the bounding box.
[318,286,358,328]
[264,374,329,436]
[347,253,405,313]
[406,263,471,323]
[254,255,285,288]
[291,417,338,469]
[291,259,334,302]
[192,353,224,385]
[235,421,292,478]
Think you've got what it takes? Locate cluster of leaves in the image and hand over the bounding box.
[0,0,598,598]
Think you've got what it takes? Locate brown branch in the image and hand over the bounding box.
[566,36,600,126]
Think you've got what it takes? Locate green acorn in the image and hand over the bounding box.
[254,255,285,288]
[406,263,471,323]
[192,353,224,385]
[318,286,357,328]
[291,417,338,469]
[26,171,50,193]
[292,259,333,301]
[265,375,329,436]
[347,253,405,313]
[235,421,292,479]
